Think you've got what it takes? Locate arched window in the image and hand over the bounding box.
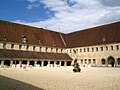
[101,59,106,65]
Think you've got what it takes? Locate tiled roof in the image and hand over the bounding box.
[66,22,120,47]
[0,20,66,48]
[0,20,120,48]
[0,49,72,60]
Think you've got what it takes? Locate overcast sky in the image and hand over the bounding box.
[0,0,120,33]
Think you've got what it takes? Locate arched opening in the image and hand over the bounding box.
[117,58,120,65]
[61,61,65,66]
[0,60,1,65]
[29,60,35,66]
[50,61,54,64]
[108,56,115,67]
[67,61,71,66]
[50,61,54,67]
[56,61,59,65]
[4,60,10,66]
[22,60,27,64]
[13,60,19,64]
[101,59,106,65]
[44,61,48,66]
[37,61,41,66]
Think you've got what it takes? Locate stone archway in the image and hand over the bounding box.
[44,61,48,66]
[61,61,65,66]
[37,61,41,66]
[101,59,106,65]
[107,56,115,67]
[22,60,27,64]
[4,60,10,66]
[29,60,35,66]
[117,58,120,65]
[13,60,19,64]
[67,61,71,66]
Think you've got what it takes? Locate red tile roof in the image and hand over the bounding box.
[0,49,72,60]
[0,20,65,48]
[66,22,120,47]
[0,20,120,48]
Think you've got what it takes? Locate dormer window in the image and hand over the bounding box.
[38,40,42,45]
[3,35,7,41]
[53,42,56,47]
[22,35,27,43]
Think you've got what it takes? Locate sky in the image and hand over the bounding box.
[0,0,120,33]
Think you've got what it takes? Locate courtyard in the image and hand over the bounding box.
[0,67,120,90]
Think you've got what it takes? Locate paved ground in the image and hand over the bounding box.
[0,67,120,90]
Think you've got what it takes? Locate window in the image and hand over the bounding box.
[11,44,14,49]
[101,47,103,51]
[26,45,29,50]
[101,59,106,65]
[116,45,119,50]
[19,45,22,50]
[88,59,91,64]
[80,49,82,52]
[106,46,108,50]
[87,48,89,52]
[22,35,27,43]
[85,59,87,64]
[56,48,58,53]
[51,48,53,52]
[117,58,120,65]
[81,59,83,64]
[84,48,86,52]
[92,48,94,52]
[96,47,98,51]
[61,49,63,53]
[76,49,78,53]
[111,46,113,50]
[93,59,96,64]
[33,46,36,51]
[40,47,42,52]
[46,47,48,52]
[3,43,6,49]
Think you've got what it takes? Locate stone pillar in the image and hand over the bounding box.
[64,61,67,67]
[41,61,44,67]
[19,60,22,64]
[59,61,62,66]
[48,61,50,67]
[54,61,57,67]
[10,60,13,67]
[1,60,4,68]
[35,61,37,67]
[27,61,30,67]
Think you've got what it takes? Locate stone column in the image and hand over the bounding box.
[10,60,13,67]
[64,61,67,67]
[59,61,62,66]
[35,61,37,67]
[41,61,44,67]
[48,61,50,67]
[1,60,4,68]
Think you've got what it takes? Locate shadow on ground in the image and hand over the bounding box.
[0,75,44,90]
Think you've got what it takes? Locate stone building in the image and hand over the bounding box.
[0,20,120,67]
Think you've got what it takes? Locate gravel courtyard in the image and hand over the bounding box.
[0,67,120,90]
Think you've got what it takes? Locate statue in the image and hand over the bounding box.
[73,59,81,72]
